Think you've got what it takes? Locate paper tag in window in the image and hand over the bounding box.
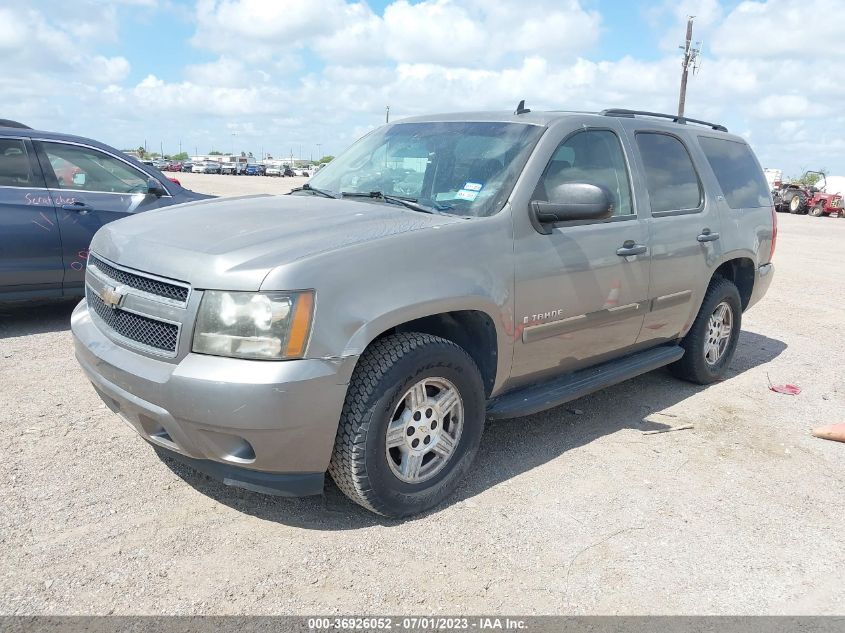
[456,189,479,201]
[463,182,483,191]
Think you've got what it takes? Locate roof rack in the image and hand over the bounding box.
[600,108,727,133]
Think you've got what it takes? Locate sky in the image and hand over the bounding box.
[2,0,844,175]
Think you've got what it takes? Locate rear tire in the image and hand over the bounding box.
[670,277,742,385]
[787,191,806,214]
[328,332,485,517]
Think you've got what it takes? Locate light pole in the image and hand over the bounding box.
[316,143,322,161]
[231,132,237,155]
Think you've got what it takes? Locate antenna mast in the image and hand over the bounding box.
[677,16,701,119]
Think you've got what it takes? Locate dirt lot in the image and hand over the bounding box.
[1,175,844,615]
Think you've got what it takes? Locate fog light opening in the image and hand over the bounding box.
[223,438,256,464]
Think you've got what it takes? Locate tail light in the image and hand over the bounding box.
[769,205,778,261]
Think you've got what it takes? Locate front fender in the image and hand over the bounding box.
[260,212,517,393]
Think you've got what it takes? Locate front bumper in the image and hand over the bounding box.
[747,262,775,311]
[71,300,357,496]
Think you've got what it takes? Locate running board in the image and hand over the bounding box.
[486,345,684,420]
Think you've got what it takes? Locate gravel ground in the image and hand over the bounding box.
[2,175,844,615]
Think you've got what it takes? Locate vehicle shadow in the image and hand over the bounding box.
[0,300,77,339]
[159,330,786,530]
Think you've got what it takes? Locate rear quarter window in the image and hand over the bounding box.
[698,136,771,209]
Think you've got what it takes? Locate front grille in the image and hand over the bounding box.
[89,255,188,303]
[88,290,179,353]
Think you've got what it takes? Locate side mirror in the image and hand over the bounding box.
[530,183,612,234]
[146,177,167,197]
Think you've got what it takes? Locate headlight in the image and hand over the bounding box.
[192,290,314,360]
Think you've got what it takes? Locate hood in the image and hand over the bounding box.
[91,194,462,290]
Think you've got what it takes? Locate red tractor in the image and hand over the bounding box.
[774,171,843,217]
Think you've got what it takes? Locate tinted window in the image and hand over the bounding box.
[0,138,35,187]
[534,130,633,216]
[636,133,702,213]
[41,142,149,194]
[698,137,771,209]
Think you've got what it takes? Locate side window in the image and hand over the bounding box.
[636,133,702,213]
[41,142,149,194]
[534,130,633,216]
[698,136,771,209]
[0,138,35,187]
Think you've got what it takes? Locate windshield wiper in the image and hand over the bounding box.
[289,183,338,199]
[340,191,441,215]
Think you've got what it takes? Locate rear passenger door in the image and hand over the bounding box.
[0,136,64,298]
[33,140,171,295]
[626,129,722,344]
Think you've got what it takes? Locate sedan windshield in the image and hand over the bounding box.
[305,121,544,217]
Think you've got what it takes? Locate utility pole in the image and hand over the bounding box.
[677,16,701,119]
[317,143,322,160]
[385,105,390,124]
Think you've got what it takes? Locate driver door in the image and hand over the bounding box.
[33,140,169,294]
[510,128,651,385]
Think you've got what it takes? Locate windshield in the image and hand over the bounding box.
[306,121,544,217]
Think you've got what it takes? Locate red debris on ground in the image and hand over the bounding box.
[769,383,801,395]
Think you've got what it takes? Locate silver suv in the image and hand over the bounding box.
[71,107,776,517]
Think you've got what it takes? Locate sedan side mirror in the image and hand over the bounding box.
[530,183,612,234]
[147,177,167,197]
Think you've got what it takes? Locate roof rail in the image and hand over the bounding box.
[600,108,728,132]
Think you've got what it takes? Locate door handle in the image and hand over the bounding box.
[616,242,647,257]
[61,202,92,215]
[697,229,720,242]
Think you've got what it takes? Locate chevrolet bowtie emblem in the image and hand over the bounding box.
[98,284,126,309]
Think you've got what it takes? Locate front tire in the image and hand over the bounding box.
[328,332,485,517]
[809,204,824,217]
[670,277,742,385]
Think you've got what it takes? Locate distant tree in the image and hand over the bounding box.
[317,155,335,164]
[240,151,246,157]
[170,152,189,161]
[136,146,146,159]
[209,150,223,156]
[248,151,254,158]
[791,170,826,186]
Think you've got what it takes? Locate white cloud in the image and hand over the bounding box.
[3,0,844,176]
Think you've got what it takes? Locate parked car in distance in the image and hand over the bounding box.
[244,163,265,176]
[0,122,212,303]
[220,161,246,175]
[192,160,221,174]
[72,106,775,518]
[283,165,296,177]
[265,164,283,177]
[181,161,193,172]
[164,161,182,172]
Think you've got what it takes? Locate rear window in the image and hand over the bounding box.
[635,133,702,213]
[0,138,35,187]
[698,136,771,209]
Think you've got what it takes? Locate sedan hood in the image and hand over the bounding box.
[91,194,461,290]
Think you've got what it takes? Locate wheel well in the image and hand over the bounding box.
[714,258,755,310]
[375,311,498,397]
